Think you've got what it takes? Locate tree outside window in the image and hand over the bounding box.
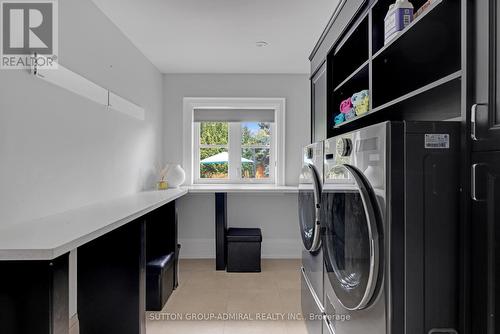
[199,122,229,179]
[241,122,271,179]
[197,121,273,181]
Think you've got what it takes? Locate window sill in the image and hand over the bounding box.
[186,184,298,193]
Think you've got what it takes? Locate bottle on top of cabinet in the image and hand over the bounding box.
[384,0,414,44]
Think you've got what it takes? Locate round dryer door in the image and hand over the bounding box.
[322,164,381,310]
[298,164,321,253]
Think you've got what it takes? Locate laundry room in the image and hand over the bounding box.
[0,1,496,334]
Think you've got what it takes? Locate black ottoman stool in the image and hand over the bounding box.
[226,228,262,272]
[146,252,175,311]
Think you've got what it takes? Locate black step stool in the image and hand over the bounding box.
[146,252,175,311]
[226,228,262,272]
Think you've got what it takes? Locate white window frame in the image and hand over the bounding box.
[183,97,286,186]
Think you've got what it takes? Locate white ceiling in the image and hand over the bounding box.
[91,0,339,74]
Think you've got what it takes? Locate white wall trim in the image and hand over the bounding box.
[183,97,286,185]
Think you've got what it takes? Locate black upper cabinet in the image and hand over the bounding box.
[311,62,327,142]
[371,0,460,107]
[309,0,365,141]
[311,0,462,138]
[472,0,500,152]
[471,151,500,334]
[331,16,369,90]
[309,0,367,74]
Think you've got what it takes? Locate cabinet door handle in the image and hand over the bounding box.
[471,104,478,140]
[471,163,486,201]
[471,103,487,140]
[428,329,458,334]
[471,163,479,201]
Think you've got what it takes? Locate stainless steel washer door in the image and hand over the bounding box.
[298,164,322,253]
[322,164,381,310]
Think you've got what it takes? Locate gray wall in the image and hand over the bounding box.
[0,0,164,226]
[163,74,310,258]
[0,0,164,319]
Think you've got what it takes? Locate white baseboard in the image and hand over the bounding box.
[178,238,214,258]
[178,238,301,259]
[262,239,301,259]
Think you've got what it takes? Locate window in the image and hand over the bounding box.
[183,98,285,185]
[241,122,272,179]
[198,122,229,179]
[194,121,275,183]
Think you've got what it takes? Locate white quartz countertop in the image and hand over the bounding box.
[0,184,299,261]
[187,184,299,193]
[0,189,187,261]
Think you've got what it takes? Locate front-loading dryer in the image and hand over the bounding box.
[321,121,461,334]
[299,142,324,334]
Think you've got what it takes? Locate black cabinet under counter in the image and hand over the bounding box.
[0,189,187,334]
[77,219,146,334]
[0,254,69,334]
[77,199,181,334]
[145,201,179,311]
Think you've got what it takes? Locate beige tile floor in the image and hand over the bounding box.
[146,259,308,334]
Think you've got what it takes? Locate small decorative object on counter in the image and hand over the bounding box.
[158,180,168,190]
[334,113,346,125]
[345,108,356,120]
[414,0,436,19]
[166,164,186,188]
[156,164,169,190]
[384,0,414,44]
[339,98,353,114]
[352,90,370,116]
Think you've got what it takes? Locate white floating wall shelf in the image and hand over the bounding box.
[108,91,145,120]
[31,56,145,120]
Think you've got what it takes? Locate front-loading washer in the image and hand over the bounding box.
[299,142,324,334]
[321,121,461,334]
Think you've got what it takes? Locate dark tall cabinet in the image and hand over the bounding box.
[311,62,327,142]
[472,0,500,151]
[471,153,500,334]
[471,1,500,333]
[308,0,500,333]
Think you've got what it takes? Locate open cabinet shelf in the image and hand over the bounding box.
[372,0,444,58]
[330,61,369,129]
[331,15,369,89]
[371,0,460,107]
[371,70,461,113]
[325,0,461,138]
[333,70,462,129]
[334,59,369,92]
